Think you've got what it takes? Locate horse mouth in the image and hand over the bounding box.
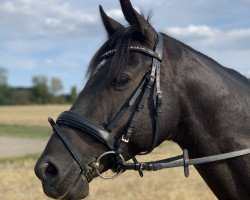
[42,172,90,200]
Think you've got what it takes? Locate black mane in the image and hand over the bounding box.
[87,28,134,78]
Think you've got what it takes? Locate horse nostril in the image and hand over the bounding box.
[38,162,58,181]
[45,163,58,179]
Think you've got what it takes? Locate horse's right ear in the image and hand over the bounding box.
[99,5,124,37]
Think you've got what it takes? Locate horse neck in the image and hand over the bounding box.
[170,46,250,199]
[173,48,250,154]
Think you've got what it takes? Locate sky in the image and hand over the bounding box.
[0,0,249,93]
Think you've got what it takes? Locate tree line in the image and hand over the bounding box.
[0,67,78,105]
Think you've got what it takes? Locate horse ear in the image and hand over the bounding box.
[119,0,156,43]
[99,5,124,37]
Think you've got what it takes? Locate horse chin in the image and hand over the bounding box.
[61,178,89,200]
[42,174,89,200]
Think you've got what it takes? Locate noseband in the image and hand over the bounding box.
[48,32,250,182]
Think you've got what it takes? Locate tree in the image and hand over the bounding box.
[32,76,50,104]
[0,67,7,86]
[0,67,9,104]
[70,86,78,102]
[50,77,63,95]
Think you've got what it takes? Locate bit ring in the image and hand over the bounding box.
[95,151,125,179]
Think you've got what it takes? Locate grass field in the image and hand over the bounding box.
[0,105,217,200]
[0,124,50,139]
[0,105,70,127]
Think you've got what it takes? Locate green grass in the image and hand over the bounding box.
[0,153,41,164]
[0,124,51,139]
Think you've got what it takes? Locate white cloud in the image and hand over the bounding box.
[1,1,16,13]
[44,59,55,66]
[165,25,250,50]
[45,18,62,28]
[1,39,55,54]
[0,0,97,37]
[106,6,140,20]
[0,53,36,70]
[228,29,250,38]
[107,9,123,19]
[136,0,165,6]
[164,25,250,78]
[167,25,219,39]
[246,70,250,77]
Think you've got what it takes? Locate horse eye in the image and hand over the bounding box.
[113,75,131,87]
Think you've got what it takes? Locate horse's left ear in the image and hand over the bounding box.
[119,0,156,44]
[99,5,124,37]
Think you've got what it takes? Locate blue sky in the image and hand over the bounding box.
[0,0,249,93]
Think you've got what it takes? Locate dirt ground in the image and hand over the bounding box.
[0,136,47,158]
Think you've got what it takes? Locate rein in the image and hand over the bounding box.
[48,32,250,182]
[121,149,250,177]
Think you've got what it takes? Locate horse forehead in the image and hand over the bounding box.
[92,59,107,76]
[92,54,146,83]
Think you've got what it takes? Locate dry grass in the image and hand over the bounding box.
[0,160,51,200]
[88,142,217,200]
[0,142,216,200]
[0,105,217,199]
[0,105,70,127]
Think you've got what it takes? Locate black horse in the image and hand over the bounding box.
[35,0,250,199]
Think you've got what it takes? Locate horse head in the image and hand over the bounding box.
[34,1,180,199]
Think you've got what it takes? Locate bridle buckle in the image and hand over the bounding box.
[122,135,129,143]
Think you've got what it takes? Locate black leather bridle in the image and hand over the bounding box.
[48,32,250,183]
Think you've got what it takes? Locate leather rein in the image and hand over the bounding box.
[48,33,250,182]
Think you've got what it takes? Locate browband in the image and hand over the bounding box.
[57,111,115,150]
[101,45,162,61]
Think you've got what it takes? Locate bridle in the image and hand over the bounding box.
[48,32,250,183]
